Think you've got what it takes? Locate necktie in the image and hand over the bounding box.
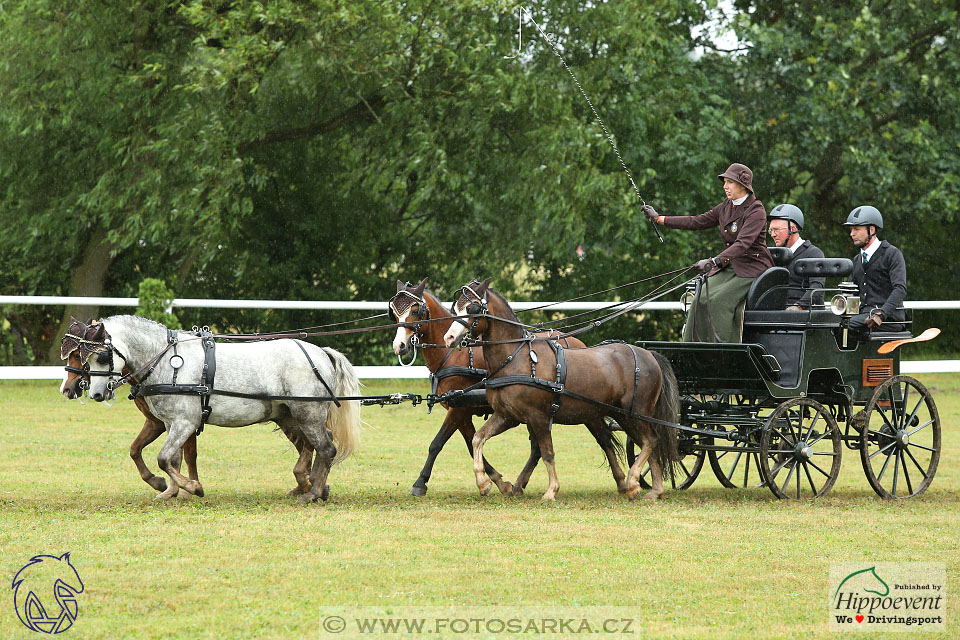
[862,250,869,265]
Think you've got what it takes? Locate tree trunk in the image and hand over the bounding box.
[46,228,117,364]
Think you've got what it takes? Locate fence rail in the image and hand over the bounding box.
[3,295,956,376]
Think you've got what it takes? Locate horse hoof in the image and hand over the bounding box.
[477,480,492,496]
[540,492,557,501]
[410,485,427,497]
[499,481,514,495]
[510,485,525,497]
[147,477,168,492]
[288,487,305,496]
[642,491,662,501]
[155,487,179,500]
[320,485,330,501]
[624,486,641,500]
[297,494,316,504]
[192,483,205,498]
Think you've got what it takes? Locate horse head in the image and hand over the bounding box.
[389,278,428,356]
[77,322,127,403]
[59,318,102,399]
[443,277,492,348]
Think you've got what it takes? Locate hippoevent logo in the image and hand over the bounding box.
[11,553,84,634]
[829,563,945,632]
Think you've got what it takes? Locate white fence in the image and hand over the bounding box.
[1,295,956,377]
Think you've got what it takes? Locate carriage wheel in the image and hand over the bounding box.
[708,436,765,490]
[759,397,842,499]
[626,435,705,491]
[859,375,941,499]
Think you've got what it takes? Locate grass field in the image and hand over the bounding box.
[1,376,957,639]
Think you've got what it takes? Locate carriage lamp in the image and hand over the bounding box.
[830,282,861,317]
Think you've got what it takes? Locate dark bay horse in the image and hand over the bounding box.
[442,279,680,500]
[389,279,622,496]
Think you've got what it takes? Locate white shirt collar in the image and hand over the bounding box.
[732,194,748,206]
[787,235,804,253]
[862,237,881,260]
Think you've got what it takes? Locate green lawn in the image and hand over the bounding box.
[1,376,956,639]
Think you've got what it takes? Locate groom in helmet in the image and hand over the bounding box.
[843,205,908,334]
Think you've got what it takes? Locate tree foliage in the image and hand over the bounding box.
[1,0,958,364]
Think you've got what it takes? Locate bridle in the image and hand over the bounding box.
[451,280,489,337]
[61,320,128,393]
[388,284,430,366]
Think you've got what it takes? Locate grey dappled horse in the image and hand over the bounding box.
[81,316,361,502]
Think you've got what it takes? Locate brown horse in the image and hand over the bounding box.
[442,279,680,500]
[60,319,314,497]
[390,279,623,496]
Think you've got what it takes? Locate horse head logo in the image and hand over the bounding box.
[834,566,890,601]
[12,553,84,634]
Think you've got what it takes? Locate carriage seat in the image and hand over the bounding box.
[745,267,790,310]
[768,246,792,267]
[792,257,854,279]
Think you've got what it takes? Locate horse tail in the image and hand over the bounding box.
[322,347,362,465]
[650,350,681,481]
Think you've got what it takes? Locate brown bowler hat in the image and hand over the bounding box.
[717,163,754,193]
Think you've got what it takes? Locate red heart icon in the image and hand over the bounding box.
[856,615,864,623]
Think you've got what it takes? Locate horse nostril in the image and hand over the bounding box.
[91,392,103,402]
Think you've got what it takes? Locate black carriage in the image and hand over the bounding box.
[630,253,941,500]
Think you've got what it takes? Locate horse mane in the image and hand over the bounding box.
[485,287,521,325]
[102,314,170,332]
[422,289,451,317]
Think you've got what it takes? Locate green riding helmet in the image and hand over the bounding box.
[843,205,883,230]
[769,204,804,231]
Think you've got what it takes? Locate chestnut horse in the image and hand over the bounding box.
[443,279,680,500]
[390,279,624,496]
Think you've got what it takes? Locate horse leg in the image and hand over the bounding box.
[411,412,460,497]
[623,422,662,500]
[129,416,174,494]
[472,413,519,496]
[295,405,338,503]
[453,412,514,495]
[510,430,542,496]
[277,423,314,496]
[584,418,628,493]
[527,419,560,500]
[156,420,205,499]
[183,434,199,483]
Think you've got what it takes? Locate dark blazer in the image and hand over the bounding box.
[664,194,774,277]
[852,240,908,322]
[785,240,825,308]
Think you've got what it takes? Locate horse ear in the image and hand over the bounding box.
[478,277,492,293]
[86,317,96,325]
[92,324,106,339]
[413,278,427,296]
[397,279,405,292]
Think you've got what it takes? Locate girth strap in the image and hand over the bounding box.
[198,334,216,432]
[294,340,341,407]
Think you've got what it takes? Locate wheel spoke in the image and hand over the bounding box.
[725,450,744,483]
[806,427,832,447]
[891,448,901,495]
[779,460,796,495]
[803,462,819,494]
[887,385,901,428]
[905,442,935,453]
[907,418,934,438]
[804,407,823,441]
[867,433,898,459]
[904,446,929,477]
[796,461,801,499]
[876,449,895,481]
[805,458,833,478]
[900,449,913,495]
[768,455,792,478]
[743,451,752,486]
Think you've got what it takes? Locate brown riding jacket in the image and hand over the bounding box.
[662,194,774,277]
